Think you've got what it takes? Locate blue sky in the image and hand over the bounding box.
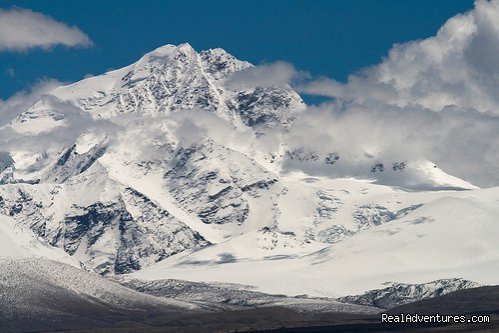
[1,0,474,99]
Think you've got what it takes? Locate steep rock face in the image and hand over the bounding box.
[302,187,424,244]
[111,44,234,117]
[0,153,15,185]
[353,203,423,230]
[12,43,304,130]
[0,153,14,173]
[228,86,300,127]
[165,139,278,225]
[44,144,107,183]
[0,169,208,275]
[117,188,209,274]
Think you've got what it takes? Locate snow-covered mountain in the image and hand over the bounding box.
[9,43,303,133]
[1,44,299,273]
[129,180,499,297]
[0,43,497,306]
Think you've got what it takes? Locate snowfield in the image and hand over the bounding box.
[0,214,80,267]
[129,180,499,298]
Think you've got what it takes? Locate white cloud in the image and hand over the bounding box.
[0,79,64,125]
[293,0,499,187]
[0,84,119,153]
[300,0,499,114]
[0,8,93,52]
[226,61,307,90]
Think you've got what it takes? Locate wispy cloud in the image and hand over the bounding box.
[225,61,307,90]
[0,79,64,125]
[0,7,93,52]
[0,86,119,153]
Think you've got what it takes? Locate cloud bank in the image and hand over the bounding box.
[294,0,499,187]
[3,1,499,189]
[0,8,93,52]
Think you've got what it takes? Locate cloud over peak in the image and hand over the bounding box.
[0,7,93,52]
[293,0,499,187]
[226,61,307,90]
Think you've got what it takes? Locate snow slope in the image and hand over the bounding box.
[0,214,80,267]
[130,183,499,298]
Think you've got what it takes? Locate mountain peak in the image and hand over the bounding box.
[143,42,195,59]
[131,43,197,73]
[11,43,303,129]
